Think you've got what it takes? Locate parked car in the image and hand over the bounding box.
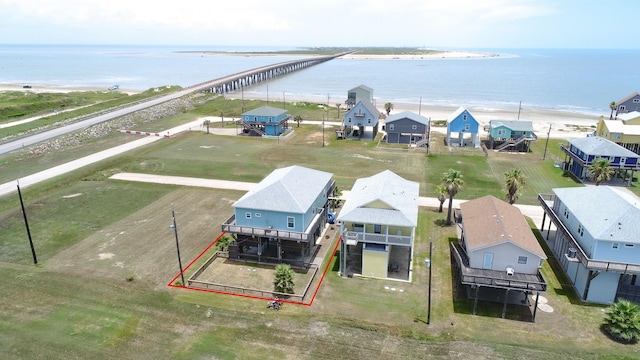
[22,84,32,89]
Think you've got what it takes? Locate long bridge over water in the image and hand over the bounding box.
[188,52,350,94]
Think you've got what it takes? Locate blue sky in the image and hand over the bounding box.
[0,0,637,49]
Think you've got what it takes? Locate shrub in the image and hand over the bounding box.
[603,300,640,343]
[273,264,295,294]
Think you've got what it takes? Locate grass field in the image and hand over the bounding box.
[1,95,639,359]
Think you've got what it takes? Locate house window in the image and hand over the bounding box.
[634,99,640,103]
[255,213,261,218]
[412,125,417,130]
[625,244,635,248]
[563,208,570,219]
[368,119,371,124]
[465,124,470,131]
[254,116,257,121]
[614,133,622,140]
[268,117,272,123]
[287,216,295,229]
[245,212,251,219]
[463,114,467,121]
[374,224,382,234]
[578,224,584,236]
[348,118,352,123]
[620,157,626,164]
[620,105,626,111]
[518,256,528,264]
[389,124,394,131]
[497,129,506,136]
[612,243,619,249]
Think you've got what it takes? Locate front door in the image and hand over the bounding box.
[483,252,494,270]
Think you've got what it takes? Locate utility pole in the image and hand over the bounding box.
[542,124,552,160]
[17,181,37,264]
[426,240,432,325]
[170,204,185,286]
[517,101,522,120]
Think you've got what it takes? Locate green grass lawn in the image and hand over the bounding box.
[1,95,639,358]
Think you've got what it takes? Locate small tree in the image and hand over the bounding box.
[441,169,464,225]
[603,299,640,343]
[436,185,447,213]
[610,101,616,120]
[202,119,211,134]
[589,158,614,185]
[384,102,394,116]
[273,264,295,294]
[214,235,233,252]
[504,168,526,205]
[294,115,303,128]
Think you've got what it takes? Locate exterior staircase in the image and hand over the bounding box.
[242,121,265,136]
[496,135,527,151]
[415,138,429,147]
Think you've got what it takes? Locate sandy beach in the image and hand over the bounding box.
[231,92,602,139]
[1,83,603,139]
[338,50,500,60]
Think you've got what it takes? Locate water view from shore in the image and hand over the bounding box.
[1,45,639,115]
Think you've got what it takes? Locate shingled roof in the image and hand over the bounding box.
[460,195,546,258]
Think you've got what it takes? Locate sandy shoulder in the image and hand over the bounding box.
[0,83,140,95]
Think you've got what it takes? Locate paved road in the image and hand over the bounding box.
[0,88,194,155]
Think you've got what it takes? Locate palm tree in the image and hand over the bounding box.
[436,185,447,213]
[504,169,526,204]
[202,119,211,134]
[441,169,464,225]
[336,103,342,119]
[273,264,295,294]
[294,115,303,128]
[384,102,394,116]
[588,158,613,185]
[603,299,640,343]
[610,101,616,119]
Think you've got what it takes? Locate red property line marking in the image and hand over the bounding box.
[168,234,341,307]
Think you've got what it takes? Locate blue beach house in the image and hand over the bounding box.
[615,92,640,118]
[560,136,640,186]
[384,111,429,146]
[241,106,290,136]
[221,165,335,267]
[539,186,640,304]
[338,170,419,281]
[446,106,480,148]
[342,100,380,140]
[487,120,536,151]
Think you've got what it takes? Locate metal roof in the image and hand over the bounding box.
[602,119,640,136]
[446,106,478,125]
[489,120,534,132]
[553,186,640,243]
[242,106,288,117]
[568,136,639,158]
[385,111,429,126]
[233,166,332,213]
[337,170,419,227]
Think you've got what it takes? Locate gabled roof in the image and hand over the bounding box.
[242,106,287,117]
[460,195,546,258]
[568,136,639,158]
[618,111,640,122]
[233,166,332,213]
[489,120,534,132]
[617,92,640,104]
[385,111,429,126]
[337,170,419,227]
[344,100,380,118]
[553,186,640,243]
[446,106,478,124]
[348,84,373,93]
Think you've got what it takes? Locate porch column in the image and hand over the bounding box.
[502,289,510,319]
[532,292,540,323]
[473,285,480,315]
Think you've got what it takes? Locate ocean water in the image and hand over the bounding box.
[1,45,639,115]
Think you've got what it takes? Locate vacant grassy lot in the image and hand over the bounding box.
[1,95,639,359]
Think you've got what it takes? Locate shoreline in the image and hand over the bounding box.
[1,83,602,139]
[338,50,501,60]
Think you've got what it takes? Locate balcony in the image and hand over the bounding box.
[450,241,547,292]
[221,208,325,243]
[537,193,640,274]
[342,230,412,246]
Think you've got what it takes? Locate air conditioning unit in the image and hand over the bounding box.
[506,267,515,276]
[567,248,577,259]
